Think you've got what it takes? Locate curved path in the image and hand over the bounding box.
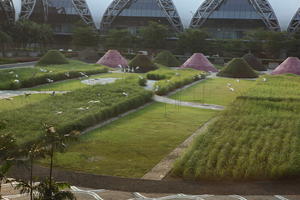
[0,90,68,99]
[153,95,224,111]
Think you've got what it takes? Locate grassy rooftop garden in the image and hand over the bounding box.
[0,79,152,145]
[172,75,300,181]
[0,60,109,90]
[48,102,218,178]
[170,77,256,106]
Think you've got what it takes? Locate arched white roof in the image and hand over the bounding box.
[11,0,300,31]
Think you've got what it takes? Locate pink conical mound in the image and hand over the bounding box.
[181,53,218,72]
[271,57,300,75]
[96,50,128,68]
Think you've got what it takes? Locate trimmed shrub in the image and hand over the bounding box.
[217,58,258,78]
[36,50,69,66]
[243,53,266,71]
[153,50,181,67]
[154,69,205,95]
[146,69,175,80]
[129,55,158,73]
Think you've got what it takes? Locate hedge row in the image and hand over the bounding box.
[146,69,176,80]
[0,80,153,145]
[154,70,205,95]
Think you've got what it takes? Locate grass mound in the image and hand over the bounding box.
[129,55,158,73]
[243,53,266,71]
[172,75,300,181]
[36,50,69,66]
[217,58,258,78]
[153,50,180,67]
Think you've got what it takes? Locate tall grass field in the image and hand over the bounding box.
[172,75,300,180]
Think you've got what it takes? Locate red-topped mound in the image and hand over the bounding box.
[271,57,300,76]
[97,50,128,68]
[181,53,218,72]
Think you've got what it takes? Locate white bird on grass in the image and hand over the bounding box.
[40,68,47,73]
[14,79,20,83]
[46,78,54,83]
[227,83,232,87]
[229,87,235,92]
[56,111,63,115]
[65,72,70,77]
[236,79,240,83]
[77,107,89,111]
[263,78,267,82]
[122,92,128,97]
[88,100,100,104]
[15,74,19,78]
[9,71,14,74]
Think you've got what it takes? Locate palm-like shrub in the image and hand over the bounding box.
[36,50,69,66]
[243,53,266,71]
[217,58,258,78]
[129,55,158,73]
[153,50,180,67]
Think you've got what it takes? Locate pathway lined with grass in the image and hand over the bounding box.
[48,102,218,178]
[170,77,256,106]
[0,90,68,99]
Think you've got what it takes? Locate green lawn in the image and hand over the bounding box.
[49,103,218,178]
[30,73,140,91]
[172,75,300,181]
[0,94,50,111]
[170,77,256,106]
[0,60,108,90]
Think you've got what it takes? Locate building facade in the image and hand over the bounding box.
[190,0,280,39]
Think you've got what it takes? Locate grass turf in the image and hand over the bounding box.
[0,60,108,90]
[172,75,300,180]
[47,102,217,178]
[170,77,256,106]
[29,73,140,91]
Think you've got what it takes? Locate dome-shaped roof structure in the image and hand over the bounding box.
[288,8,300,33]
[0,0,15,23]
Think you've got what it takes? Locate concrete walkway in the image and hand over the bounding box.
[0,61,36,69]
[142,118,218,180]
[153,95,225,111]
[0,90,68,99]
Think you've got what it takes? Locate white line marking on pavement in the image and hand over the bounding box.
[229,195,248,200]
[275,195,290,200]
[71,186,104,200]
[132,192,214,200]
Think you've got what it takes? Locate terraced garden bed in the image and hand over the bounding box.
[172,75,300,180]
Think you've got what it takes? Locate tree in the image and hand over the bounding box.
[104,29,135,50]
[139,21,170,51]
[42,125,78,199]
[0,133,17,199]
[72,24,99,48]
[177,29,210,54]
[246,29,289,58]
[0,31,12,56]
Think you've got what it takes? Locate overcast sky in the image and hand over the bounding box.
[12,0,300,30]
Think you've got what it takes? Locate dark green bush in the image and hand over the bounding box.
[217,58,258,78]
[129,55,158,73]
[153,50,181,67]
[146,69,175,80]
[0,80,153,145]
[36,50,69,66]
[243,53,266,71]
[138,76,147,86]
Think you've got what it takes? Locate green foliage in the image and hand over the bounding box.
[72,24,99,48]
[146,68,176,80]
[104,29,135,50]
[154,69,205,95]
[0,80,153,145]
[243,53,266,71]
[138,76,147,86]
[0,61,108,90]
[129,55,158,73]
[173,75,300,180]
[139,21,170,50]
[153,50,180,67]
[217,58,258,78]
[37,50,69,66]
[177,29,210,54]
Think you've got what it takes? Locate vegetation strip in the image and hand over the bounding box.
[0,80,152,145]
[173,75,300,180]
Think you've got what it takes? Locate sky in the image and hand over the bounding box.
[11,0,300,30]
